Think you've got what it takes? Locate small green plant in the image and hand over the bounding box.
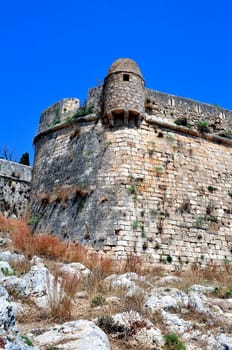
[140,210,145,217]
[197,120,209,133]
[164,333,185,350]
[141,225,146,238]
[208,185,217,192]
[174,118,187,126]
[21,336,33,347]
[166,255,173,264]
[128,185,137,195]
[72,104,94,118]
[91,294,105,308]
[132,220,139,230]
[156,166,164,176]
[1,267,14,276]
[195,214,218,227]
[28,214,41,228]
[228,191,232,198]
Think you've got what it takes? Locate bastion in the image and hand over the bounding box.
[29,58,232,265]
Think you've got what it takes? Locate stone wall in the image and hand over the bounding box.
[38,98,80,133]
[31,108,232,265]
[88,86,232,134]
[0,159,32,217]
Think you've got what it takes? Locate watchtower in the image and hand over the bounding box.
[103,58,145,127]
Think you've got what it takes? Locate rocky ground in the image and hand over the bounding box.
[0,231,232,350]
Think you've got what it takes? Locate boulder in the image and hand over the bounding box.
[34,320,111,350]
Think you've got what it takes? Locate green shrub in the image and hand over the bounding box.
[197,120,209,133]
[166,255,173,263]
[164,333,185,350]
[207,185,217,192]
[21,336,33,347]
[91,294,105,308]
[1,267,14,276]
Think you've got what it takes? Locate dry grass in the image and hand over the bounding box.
[175,263,232,290]
[47,269,79,321]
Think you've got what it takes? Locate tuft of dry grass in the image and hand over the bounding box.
[47,269,79,321]
[175,263,232,290]
[123,252,143,274]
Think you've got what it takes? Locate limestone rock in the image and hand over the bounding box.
[34,320,111,350]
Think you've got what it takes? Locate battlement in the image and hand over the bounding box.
[38,98,80,133]
[0,159,32,182]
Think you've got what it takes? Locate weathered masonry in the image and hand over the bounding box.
[0,159,31,217]
[31,58,232,265]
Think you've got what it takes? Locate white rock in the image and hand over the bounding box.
[3,261,64,311]
[161,310,192,334]
[34,320,111,350]
[145,287,188,311]
[190,284,215,294]
[0,251,25,263]
[58,262,91,278]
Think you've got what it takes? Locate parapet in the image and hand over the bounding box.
[38,98,80,133]
[0,159,32,182]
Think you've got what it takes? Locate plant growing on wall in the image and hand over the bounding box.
[197,120,210,133]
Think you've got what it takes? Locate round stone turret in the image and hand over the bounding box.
[103,58,145,127]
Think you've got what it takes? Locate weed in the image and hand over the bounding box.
[28,214,41,228]
[140,210,145,217]
[132,221,139,230]
[91,294,105,308]
[141,225,146,238]
[123,252,142,274]
[156,166,164,176]
[197,120,209,133]
[228,191,232,198]
[72,104,94,118]
[128,185,137,195]
[21,335,33,347]
[1,267,14,276]
[174,118,187,126]
[166,255,173,264]
[164,332,185,350]
[207,185,217,193]
[47,269,79,321]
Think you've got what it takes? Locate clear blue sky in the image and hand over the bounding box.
[1,0,232,164]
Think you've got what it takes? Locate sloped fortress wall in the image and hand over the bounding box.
[0,159,31,217]
[31,58,232,265]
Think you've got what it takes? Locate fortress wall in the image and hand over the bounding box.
[87,86,232,132]
[146,89,232,132]
[31,117,232,265]
[101,121,232,265]
[38,98,80,133]
[0,159,32,217]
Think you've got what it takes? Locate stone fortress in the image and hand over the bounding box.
[1,58,232,265]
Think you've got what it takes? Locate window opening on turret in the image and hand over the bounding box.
[123,74,130,81]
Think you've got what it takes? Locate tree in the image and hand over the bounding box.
[0,146,16,161]
[19,152,30,166]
